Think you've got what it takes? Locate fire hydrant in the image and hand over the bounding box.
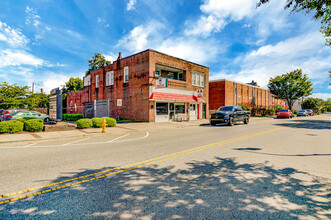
[101,119,108,133]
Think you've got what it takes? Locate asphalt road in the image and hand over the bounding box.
[0,115,330,219]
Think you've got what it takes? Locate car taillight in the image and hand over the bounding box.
[7,116,12,119]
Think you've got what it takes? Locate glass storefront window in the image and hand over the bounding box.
[156,103,168,115]
[175,103,185,114]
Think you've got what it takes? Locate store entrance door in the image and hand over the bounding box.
[189,104,197,120]
[155,102,169,122]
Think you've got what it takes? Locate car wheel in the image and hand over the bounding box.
[244,116,249,124]
[44,117,49,123]
[228,117,234,126]
[210,122,216,126]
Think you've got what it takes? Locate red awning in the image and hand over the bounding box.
[149,92,206,103]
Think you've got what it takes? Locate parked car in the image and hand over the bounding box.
[1,109,23,121]
[210,106,250,126]
[3,111,50,122]
[304,109,314,116]
[297,110,308,117]
[277,110,293,119]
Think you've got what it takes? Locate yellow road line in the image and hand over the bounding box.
[0,120,311,205]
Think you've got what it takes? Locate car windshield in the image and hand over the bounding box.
[218,106,233,112]
[10,111,22,115]
[279,110,288,112]
[299,111,305,113]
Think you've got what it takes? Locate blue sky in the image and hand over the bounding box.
[0,0,330,99]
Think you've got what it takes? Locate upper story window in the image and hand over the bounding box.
[106,71,114,86]
[192,72,205,87]
[124,66,129,83]
[95,75,99,88]
[192,73,196,85]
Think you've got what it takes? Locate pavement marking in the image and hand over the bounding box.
[62,138,90,146]
[114,131,149,143]
[0,120,313,204]
[22,143,37,148]
[107,133,130,143]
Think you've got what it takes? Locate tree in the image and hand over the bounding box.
[62,77,83,94]
[85,53,111,76]
[301,97,324,111]
[27,93,49,110]
[268,69,313,110]
[257,0,331,46]
[0,82,30,109]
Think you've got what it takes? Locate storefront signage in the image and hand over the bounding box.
[197,89,203,98]
[156,78,168,89]
[117,99,122,106]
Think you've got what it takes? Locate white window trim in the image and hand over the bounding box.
[192,72,205,87]
[95,75,99,88]
[124,66,129,83]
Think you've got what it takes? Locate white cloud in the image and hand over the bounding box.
[117,21,164,52]
[104,52,116,63]
[185,0,255,37]
[40,72,84,94]
[0,21,30,48]
[127,0,137,11]
[210,31,331,90]
[185,15,226,37]
[0,49,44,68]
[25,6,41,27]
[309,93,331,100]
[156,37,219,64]
[200,0,255,21]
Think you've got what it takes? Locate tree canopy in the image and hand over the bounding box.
[257,0,331,46]
[62,77,83,94]
[85,53,111,76]
[301,97,325,111]
[0,82,49,110]
[267,69,313,110]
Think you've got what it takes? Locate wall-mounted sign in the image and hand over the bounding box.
[197,89,203,98]
[156,78,168,89]
[117,99,122,106]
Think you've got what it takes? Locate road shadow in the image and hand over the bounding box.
[275,119,331,130]
[1,158,330,219]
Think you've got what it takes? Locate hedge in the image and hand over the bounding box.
[63,114,83,121]
[92,118,103,128]
[0,120,24,133]
[24,119,44,132]
[102,117,117,127]
[76,119,93,129]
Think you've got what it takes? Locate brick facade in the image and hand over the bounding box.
[209,79,285,111]
[66,91,84,115]
[67,49,209,122]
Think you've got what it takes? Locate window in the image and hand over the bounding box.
[106,71,114,86]
[247,88,249,99]
[241,86,243,97]
[70,101,73,111]
[110,71,114,85]
[192,73,196,85]
[192,72,205,87]
[124,66,129,83]
[200,74,205,87]
[95,75,99,88]
[155,70,160,77]
[197,74,200,86]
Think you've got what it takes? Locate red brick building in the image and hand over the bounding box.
[209,79,285,111]
[67,49,209,122]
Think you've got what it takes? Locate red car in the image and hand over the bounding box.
[277,110,293,119]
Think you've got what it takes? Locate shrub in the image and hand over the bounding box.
[92,118,103,128]
[240,103,252,111]
[293,110,298,115]
[266,108,275,116]
[0,120,24,133]
[76,119,93,129]
[63,114,83,121]
[24,119,44,132]
[102,117,117,127]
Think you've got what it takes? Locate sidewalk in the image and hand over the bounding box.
[0,118,269,144]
